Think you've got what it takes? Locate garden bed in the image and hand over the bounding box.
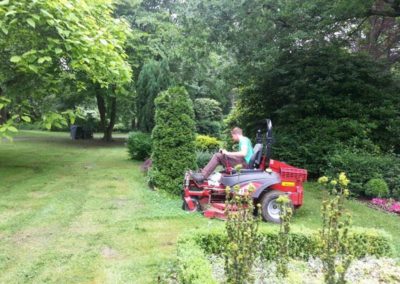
[175,227,395,283]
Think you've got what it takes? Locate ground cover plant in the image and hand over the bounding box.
[1,131,400,283]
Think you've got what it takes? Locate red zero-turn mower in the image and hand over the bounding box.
[182,119,308,223]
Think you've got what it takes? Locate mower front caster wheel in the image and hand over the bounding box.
[182,198,199,212]
[261,190,293,223]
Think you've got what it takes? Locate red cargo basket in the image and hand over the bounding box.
[280,167,308,182]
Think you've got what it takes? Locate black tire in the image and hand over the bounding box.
[183,198,199,212]
[260,190,293,223]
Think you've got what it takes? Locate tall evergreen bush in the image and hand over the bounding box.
[136,60,171,132]
[150,86,196,194]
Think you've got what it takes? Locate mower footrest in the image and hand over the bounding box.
[204,207,226,220]
[211,203,226,210]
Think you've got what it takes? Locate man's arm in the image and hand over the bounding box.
[222,144,247,158]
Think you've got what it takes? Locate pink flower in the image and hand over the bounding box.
[371,198,387,206]
[389,202,400,214]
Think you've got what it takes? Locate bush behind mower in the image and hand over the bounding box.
[182,120,307,223]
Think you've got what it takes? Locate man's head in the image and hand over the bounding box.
[231,127,243,142]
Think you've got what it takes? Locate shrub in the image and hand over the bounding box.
[196,120,222,137]
[189,227,392,260]
[150,86,196,194]
[127,132,152,160]
[317,173,352,284]
[325,149,400,199]
[224,184,260,283]
[194,98,223,137]
[196,151,213,169]
[365,178,389,198]
[195,135,221,152]
[176,238,217,284]
[276,195,293,278]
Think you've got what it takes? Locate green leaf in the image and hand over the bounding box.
[38,56,52,64]
[55,48,63,54]
[1,26,8,35]
[21,116,31,122]
[40,9,53,18]
[0,0,10,5]
[10,56,21,63]
[27,65,39,73]
[5,11,16,16]
[0,103,4,109]
[27,18,36,28]
[7,126,18,132]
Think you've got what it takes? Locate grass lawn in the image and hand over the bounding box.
[0,131,399,283]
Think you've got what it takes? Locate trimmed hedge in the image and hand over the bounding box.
[176,227,393,282]
[192,228,392,260]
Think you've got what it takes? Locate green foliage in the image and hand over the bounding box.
[195,135,221,152]
[194,98,223,137]
[178,226,393,281]
[150,86,196,194]
[233,46,400,176]
[127,132,152,161]
[136,60,172,132]
[0,0,132,89]
[194,98,223,121]
[176,238,217,284]
[317,173,352,284]
[193,227,393,260]
[325,149,400,199]
[365,178,389,198]
[276,195,293,278]
[224,184,260,284]
[196,151,213,169]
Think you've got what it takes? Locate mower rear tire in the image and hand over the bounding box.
[260,190,293,223]
[183,198,199,212]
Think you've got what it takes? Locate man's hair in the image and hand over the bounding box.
[231,127,243,135]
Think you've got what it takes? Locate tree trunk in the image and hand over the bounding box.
[96,92,106,133]
[0,87,7,125]
[95,85,117,142]
[103,96,116,142]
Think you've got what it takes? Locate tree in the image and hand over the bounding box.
[232,46,400,175]
[193,98,223,136]
[136,59,172,132]
[0,0,132,140]
[150,86,196,194]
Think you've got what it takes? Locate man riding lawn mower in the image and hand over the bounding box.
[182,120,308,223]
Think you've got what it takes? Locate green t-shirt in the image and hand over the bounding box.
[239,136,253,164]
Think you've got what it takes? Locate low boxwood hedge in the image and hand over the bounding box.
[176,227,393,283]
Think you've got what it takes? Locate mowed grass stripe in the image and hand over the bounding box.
[0,132,212,283]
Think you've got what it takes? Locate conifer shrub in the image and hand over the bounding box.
[365,178,389,198]
[149,86,196,194]
[127,131,152,160]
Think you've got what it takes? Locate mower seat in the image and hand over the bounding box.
[247,143,263,169]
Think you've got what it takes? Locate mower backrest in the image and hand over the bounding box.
[247,143,263,169]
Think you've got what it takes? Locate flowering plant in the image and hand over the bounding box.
[371,198,400,214]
